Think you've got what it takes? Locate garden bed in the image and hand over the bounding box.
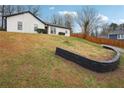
[55,45,120,72]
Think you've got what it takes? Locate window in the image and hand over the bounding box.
[54,28,56,34]
[65,30,68,34]
[117,34,120,39]
[120,34,124,39]
[17,21,22,30]
[51,27,56,34]
[51,27,54,34]
[117,34,124,39]
[34,24,38,31]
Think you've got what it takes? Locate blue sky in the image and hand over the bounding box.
[39,5,124,32]
[40,5,124,23]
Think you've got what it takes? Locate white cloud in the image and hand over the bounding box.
[119,19,124,23]
[49,7,55,10]
[97,14,109,22]
[58,11,77,17]
[118,19,124,24]
[111,18,124,24]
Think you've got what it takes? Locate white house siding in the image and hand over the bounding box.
[47,26,70,36]
[7,13,45,33]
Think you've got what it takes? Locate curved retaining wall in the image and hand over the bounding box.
[55,45,120,73]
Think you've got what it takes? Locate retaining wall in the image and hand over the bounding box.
[55,45,120,73]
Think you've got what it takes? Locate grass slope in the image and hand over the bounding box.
[0,32,123,88]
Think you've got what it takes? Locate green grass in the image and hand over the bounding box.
[0,32,123,88]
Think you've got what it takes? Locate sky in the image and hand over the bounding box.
[1,5,124,32]
[39,5,124,32]
[40,5,124,23]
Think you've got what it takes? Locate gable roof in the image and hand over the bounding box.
[4,11,46,24]
[45,22,70,29]
[4,11,70,30]
[109,30,124,35]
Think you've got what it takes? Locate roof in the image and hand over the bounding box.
[109,30,124,35]
[4,11,46,24]
[45,22,70,29]
[3,11,70,30]
[98,35,108,38]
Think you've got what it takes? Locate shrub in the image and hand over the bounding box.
[0,27,6,31]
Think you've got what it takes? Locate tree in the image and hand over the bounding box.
[100,23,110,35]
[15,5,41,16]
[119,23,124,30]
[51,13,74,33]
[26,5,40,16]
[5,5,15,15]
[64,13,74,34]
[77,6,101,36]
[51,14,64,26]
[0,5,16,15]
[16,5,25,13]
[109,23,118,31]
[0,5,16,28]
[0,5,5,28]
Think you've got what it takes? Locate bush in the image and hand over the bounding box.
[0,27,6,31]
[36,28,46,34]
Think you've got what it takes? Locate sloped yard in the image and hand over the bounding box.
[0,31,124,87]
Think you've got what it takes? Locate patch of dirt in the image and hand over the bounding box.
[15,63,39,81]
[50,66,84,87]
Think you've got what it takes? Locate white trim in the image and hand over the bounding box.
[118,34,124,39]
[116,34,124,40]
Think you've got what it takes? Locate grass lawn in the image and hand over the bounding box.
[0,31,123,88]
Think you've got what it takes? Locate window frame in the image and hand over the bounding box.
[117,34,121,39]
[34,24,38,31]
[117,34,124,39]
[120,34,124,39]
[51,27,56,34]
[54,28,56,34]
[65,30,68,34]
[17,21,23,30]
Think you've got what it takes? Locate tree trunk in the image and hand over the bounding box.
[1,5,4,29]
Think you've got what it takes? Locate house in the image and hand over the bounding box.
[3,11,70,36]
[108,30,124,40]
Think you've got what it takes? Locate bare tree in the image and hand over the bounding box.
[64,13,74,34]
[51,14,64,26]
[5,5,15,15]
[26,5,41,16]
[0,5,5,28]
[100,23,110,36]
[0,5,15,28]
[77,6,101,36]
[51,14,58,24]
[16,5,25,13]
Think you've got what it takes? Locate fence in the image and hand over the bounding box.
[71,34,124,48]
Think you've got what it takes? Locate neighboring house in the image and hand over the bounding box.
[99,30,124,40]
[108,30,124,40]
[3,11,70,36]
[98,34,108,39]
